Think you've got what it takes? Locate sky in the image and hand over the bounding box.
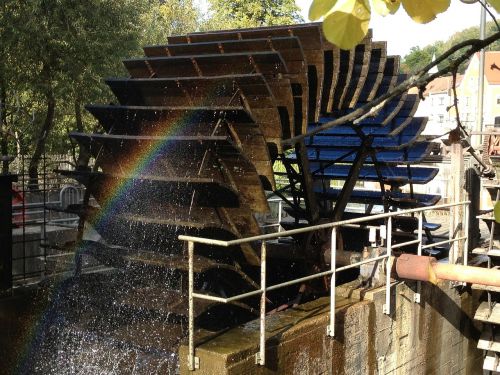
[295,0,485,57]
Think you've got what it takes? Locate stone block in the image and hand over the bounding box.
[179,281,483,374]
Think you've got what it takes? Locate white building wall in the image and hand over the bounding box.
[417,91,456,137]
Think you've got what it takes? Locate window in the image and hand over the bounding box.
[439,97,444,105]
[438,115,444,123]
[497,96,500,105]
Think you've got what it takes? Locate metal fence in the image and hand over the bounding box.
[179,200,470,370]
[10,154,83,284]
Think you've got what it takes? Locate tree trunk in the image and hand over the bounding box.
[0,82,9,174]
[74,97,90,169]
[28,85,55,190]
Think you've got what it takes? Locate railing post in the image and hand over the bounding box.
[278,200,282,233]
[328,226,337,337]
[188,241,199,371]
[464,202,470,267]
[414,212,423,303]
[256,241,267,366]
[384,217,392,315]
[417,212,423,257]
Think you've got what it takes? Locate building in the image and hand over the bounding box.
[414,75,462,137]
[416,51,500,136]
[458,51,500,130]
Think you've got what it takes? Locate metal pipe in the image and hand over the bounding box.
[266,269,333,292]
[475,3,486,147]
[188,241,197,371]
[278,200,282,233]
[341,223,380,230]
[385,217,392,315]
[391,239,421,249]
[192,292,229,303]
[193,253,390,305]
[415,212,423,303]
[179,201,470,247]
[448,196,455,261]
[421,236,467,250]
[258,241,266,366]
[395,254,500,287]
[434,263,500,286]
[335,254,389,273]
[328,227,337,337]
[464,203,470,266]
[417,212,423,256]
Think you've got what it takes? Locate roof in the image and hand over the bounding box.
[483,51,500,84]
[422,75,463,96]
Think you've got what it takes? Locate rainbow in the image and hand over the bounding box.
[15,103,226,370]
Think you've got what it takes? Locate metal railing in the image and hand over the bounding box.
[179,200,470,371]
[258,197,285,232]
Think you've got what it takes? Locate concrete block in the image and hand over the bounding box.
[179,281,483,375]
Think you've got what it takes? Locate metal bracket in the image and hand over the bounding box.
[188,355,200,371]
[255,352,263,365]
[414,280,422,304]
[413,292,421,303]
[380,225,386,239]
[326,325,334,337]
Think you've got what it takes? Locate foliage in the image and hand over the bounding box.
[1,0,301,178]
[0,0,206,179]
[206,0,303,30]
[495,200,500,222]
[490,0,500,13]
[401,44,443,74]
[140,0,202,45]
[321,0,371,50]
[401,19,500,74]
[1,0,146,152]
[308,0,500,50]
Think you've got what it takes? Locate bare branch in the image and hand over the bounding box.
[478,0,500,32]
[283,31,500,146]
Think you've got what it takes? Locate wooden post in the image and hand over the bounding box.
[449,130,465,264]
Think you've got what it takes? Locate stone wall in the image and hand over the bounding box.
[180,280,482,374]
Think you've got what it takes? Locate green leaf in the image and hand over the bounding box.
[309,0,338,21]
[488,0,500,13]
[322,0,371,50]
[401,0,450,23]
[495,201,500,223]
[372,0,400,16]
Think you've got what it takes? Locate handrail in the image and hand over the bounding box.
[181,200,470,371]
[179,200,470,246]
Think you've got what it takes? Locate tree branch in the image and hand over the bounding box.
[283,30,500,146]
[478,0,500,32]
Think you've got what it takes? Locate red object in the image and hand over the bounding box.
[11,186,25,226]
